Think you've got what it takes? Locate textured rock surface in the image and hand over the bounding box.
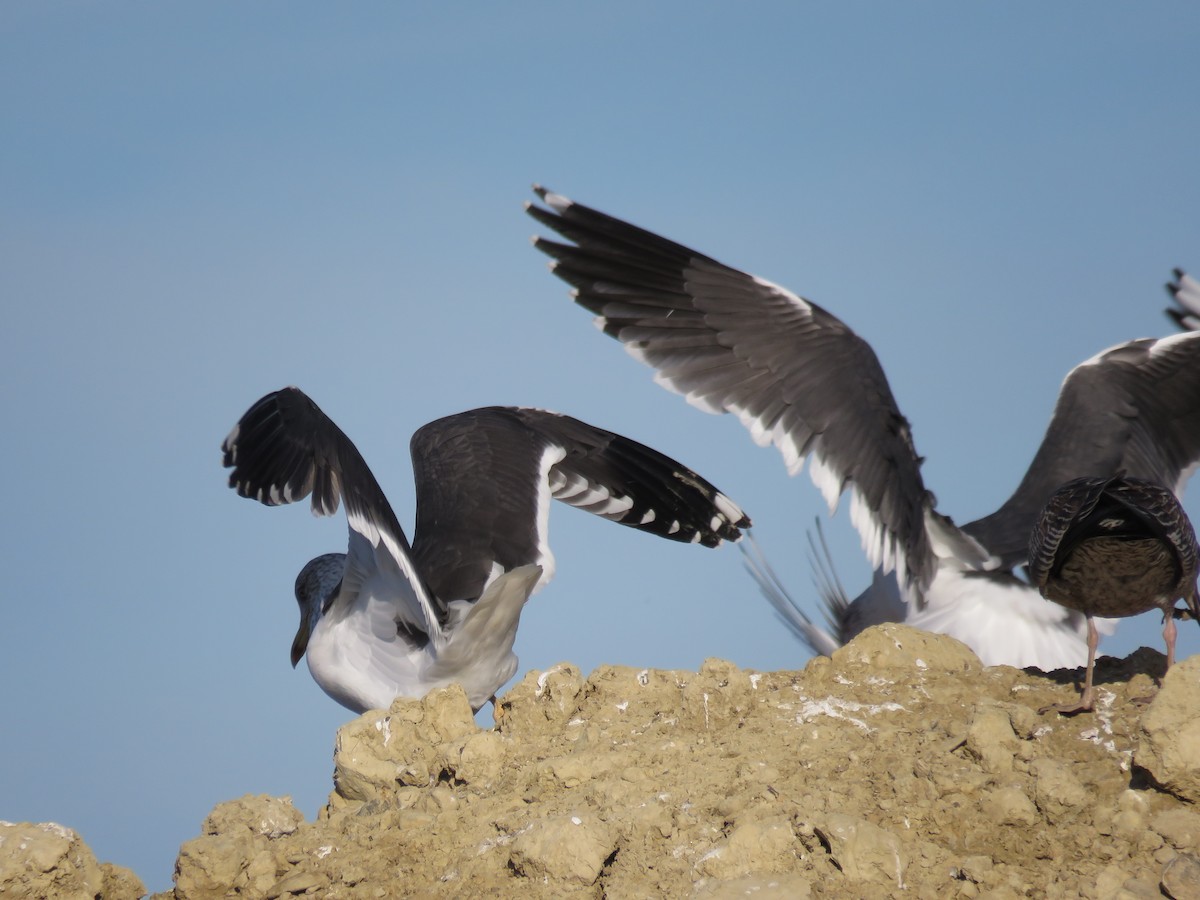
[0,820,144,900]
[1136,653,1200,802]
[9,624,1200,898]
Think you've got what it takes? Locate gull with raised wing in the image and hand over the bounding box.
[528,187,1200,670]
[223,387,749,713]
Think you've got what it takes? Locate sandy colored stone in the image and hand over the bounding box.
[691,873,813,898]
[265,869,326,897]
[203,794,304,839]
[1136,655,1200,802]
[332,683,478,804]
[1031,758,1090,825]
[982,785,1040,826]
[965,703,1020,774]
[1095,862,1152,900]
[437,729,510,788]
[174,831,260,899]
[493,662,585,735]
[1162,853,1200,900]
[814,813,906,887]
[695,817,799,879]
[101,861,147,900]
[829,622,982,673]
[0,821,103,900]
[26,633,1200,898]
[508,813,616,886]
[1153,808,1200,850]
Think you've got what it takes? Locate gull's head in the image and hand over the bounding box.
[292,553,345,667]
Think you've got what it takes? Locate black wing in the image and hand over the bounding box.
[528,186,937,597]
[408,406,749,603]
[222,386,444,628]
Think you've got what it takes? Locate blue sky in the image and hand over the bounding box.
[3,3,1198,891]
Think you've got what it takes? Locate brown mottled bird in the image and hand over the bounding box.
[1029,474,1199,714]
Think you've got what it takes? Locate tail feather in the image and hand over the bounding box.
[740,530,842,658]
[807,520,854,642]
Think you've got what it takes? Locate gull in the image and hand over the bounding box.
[783,263,1200,658]
[527,186,1200,670]
[222,386,749,713]
[1029,474,1199,714]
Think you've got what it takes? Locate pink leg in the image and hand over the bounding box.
[1164,614,1178,669]
[1041,617,1099,715]
[1131,611,1178,706]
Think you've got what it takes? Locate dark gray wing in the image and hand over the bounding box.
[965,333,1200,568]
[1166,269,1200,332]
[408,406,749,604]
[527,186,938,598]
[222,386,444,629]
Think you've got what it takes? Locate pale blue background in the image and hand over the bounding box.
[3,3,1198,892]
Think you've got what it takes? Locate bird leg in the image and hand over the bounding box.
[1131,612,1178,706]
[1165,611,1178,669]
[1040,616,1099,715]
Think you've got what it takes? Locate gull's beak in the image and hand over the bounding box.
[290,618,311,668]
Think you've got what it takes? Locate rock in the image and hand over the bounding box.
[829,622,982,674]
[265,869,326,897]
[1153,808,1200,850]
[203,795,304,839]
[23,636,1200,898]
[332,684,478,804]
[494,663,585,735]
[691,873,814,898]
[0,821,103,900]
[1136,655,1200,802]
[437,729,510,788]
[814,813,906,887]
[982,786,1040,826]
[1162,853,1200,900]
[174,831,261,899]
[508,814,616,886]
[965,703,1020,774]
[101,861,147,900]
[1095,862,1157,899]
[1030,759,1090,825]
[694,817,799,879]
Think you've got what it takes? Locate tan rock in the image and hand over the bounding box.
[830,622,982,674]
[174,831,258,899]
[437,728,509,788]
[494,663,585,735]
[332,684,478,804]
[0,821,103,900]
[203,794,304,839]
[1031,758,1090,825]
[1136,654,1200,802]
[508,813,616,886]
[265,869,326,898]
[694,817,799,879]
[691,873,813,898]
[1161,853,1200,900]
[1153,808,1200,850]
[982,785,1040,826]
[101,861,147,900]
[966,703,1020,774]
[814,813,906,887]
[30,641,1200,898]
